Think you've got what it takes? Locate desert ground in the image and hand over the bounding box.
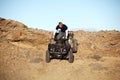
[0,18,120,80]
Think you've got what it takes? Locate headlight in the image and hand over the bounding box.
[63,49,66,51]
[50,48,53,51]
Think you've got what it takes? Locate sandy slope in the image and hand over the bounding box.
[0,18,120,80]
[0,42,120,80]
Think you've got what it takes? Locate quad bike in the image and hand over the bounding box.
[46,31,78,63]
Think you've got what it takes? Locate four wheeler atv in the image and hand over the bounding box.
[46,31,78,63]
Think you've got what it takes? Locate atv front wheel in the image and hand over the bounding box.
[46,50,50,63]
[68,49,74,63]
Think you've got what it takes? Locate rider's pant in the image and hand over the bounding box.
[56,32,66,40]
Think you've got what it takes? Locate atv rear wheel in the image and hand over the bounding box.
[46,50,50,63]
[68,49,74,63]
[73,39,78,53]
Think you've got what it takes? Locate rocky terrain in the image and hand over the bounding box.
[0,18,120,80]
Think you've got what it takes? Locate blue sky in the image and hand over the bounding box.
[0,0,120,31]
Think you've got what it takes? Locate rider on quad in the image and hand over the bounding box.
[53,22,68,40]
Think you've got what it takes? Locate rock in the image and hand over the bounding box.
[6,30,24,41]
[91,54,102,61]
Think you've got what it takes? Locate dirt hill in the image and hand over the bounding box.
[0,18,120,80]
